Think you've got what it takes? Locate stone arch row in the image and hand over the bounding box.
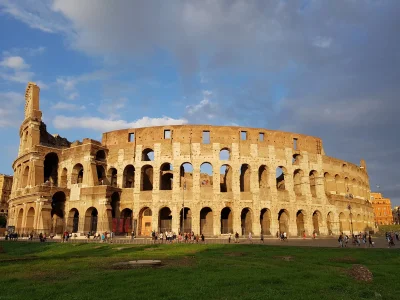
[324,172,370,199]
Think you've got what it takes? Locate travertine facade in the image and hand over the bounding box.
[0,174,12,216]
[7,82,375,236]
[371,192,393,225]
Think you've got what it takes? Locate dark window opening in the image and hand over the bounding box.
[259,133,264,142]
[293,138,298,150]
[164,129,171,139]
[128,133,135,142]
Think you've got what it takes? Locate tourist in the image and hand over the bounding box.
[201,233,205,243]
[338,233,343,248]
[283,232,287,241]
[260,233,264,243]
[248,232,253,244]
[235,232,239,243]
[368,235,374,247]
[131,231,135,241]
[228,234,231,244]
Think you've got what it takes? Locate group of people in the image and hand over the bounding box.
[385,231,398,247]
[151,230,205,243]
[338,232,374,247]
[87,231,115,242]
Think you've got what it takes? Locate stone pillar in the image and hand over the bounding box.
[233,207,241,236]
[191,207,200,234]
[213,210,220,236]
[171,205,179,234]
[270,211,279,238]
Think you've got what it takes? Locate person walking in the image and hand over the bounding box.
[248,232,253,244]
[260,233,264,243]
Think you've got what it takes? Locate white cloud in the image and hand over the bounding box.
[53,115,188,132]
[313,36,333,48]
[186,90,217,119]
[51,101,85,111]
[0,56,29,69]
[0,91,24,127]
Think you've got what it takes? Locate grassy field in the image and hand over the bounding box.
[0,242,399,300]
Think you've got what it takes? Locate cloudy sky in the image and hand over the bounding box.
[0,0,399,205]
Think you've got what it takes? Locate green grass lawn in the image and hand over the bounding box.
[0,242,399,300]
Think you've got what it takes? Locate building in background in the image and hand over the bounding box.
[0,174,13,232]
[393,206,400,225]
[371,192,393,226]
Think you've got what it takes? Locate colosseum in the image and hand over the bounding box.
[7,82,375,237]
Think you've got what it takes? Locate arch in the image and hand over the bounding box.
[108,168,118,187]
[344,177,350,193]
[72,164,84,184]
[22,166,29,188]
[278,209,289,233]
[200,207,213,236]
[260,208,271,235]
[141,165,153,191]
[219,148,230,160]
[160,163,173,190]
[95,150,106,161]
[44,152,59,185]
[335,174,345,194]
[180,163,193,189]
[84,207,98,233]
[324,172,333,194]
[240,164,251,192]
[312,210,322,235]
[292,154,302,165]
[296,210,306,236]
[60,168,68,188]
[240,207,252,235]
[327,212,334,235]
[142,148,154,161]
[339,212,348,233]
[159,207,172,232]
[51,191,66,234]
[96,165,106,185]
[179,207,192,233]
[67,208,79,233]
[220,164,232,192]
[119,208,133,234]
[276,166,286,191]
[26,207,35,232]
[293,169,303,196]
[123,165,135,188]
[200,162,213,187]
[309,170,317,197]
[258,165,268,189]
[221,207,233,234]
[342,164,348,173]
[138,207,152,236]
[17,208,24,232]
[110,192,120,219]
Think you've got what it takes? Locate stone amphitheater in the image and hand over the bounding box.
[7,82,374,237]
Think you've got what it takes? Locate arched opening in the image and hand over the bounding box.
[179,207,192,233]
[351,179,357,197]
[60,168,68,188]
[119,208,132,234]
[276,167,286,191]
[141,165,153,191]
[293,169,303,196]
[123,165,135,188]
[240,164,250,192]
[219,148,230,160]
[312,211,322,235]
[278,209,289,233]
[180,163,193,189]
[159,207,172,232]
[110,192,120,233]
[309,170,317,197]
[17,209,24,232]
[220,207,233,234]
[327,212,333,235]
[51,191,66,234]
[95,150,106,161]
[139,207,152,236]
[324,172,333,195]
[72,164,84,185]
[85,207,98,234]
[260,208,271,235]
[335,174,345,194]
[296,210,305,236]
[241,207,252,235]
[200,162,213,188]
[26,207,35,232]
[142,148,154,161]
[96,165,106,185]
[220,164,232,192]
[339,212,347,233]
[160,163,173,190]
[108,168,118,187]
[258,165,268,189]
[67,208,79,233]
[44,152,59,185]
[200,207,213,236]
[292,154,302,165]
[344,177,350,193]
[22,166,29,188]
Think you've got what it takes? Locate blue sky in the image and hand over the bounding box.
[0,1,400,205]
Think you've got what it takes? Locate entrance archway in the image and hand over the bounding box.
[26,207,35,232]
[241,208,252,235]
[312,211,322,235]
[119,208,132,234]
[44,153,59,185]
[17,209,24,232]
[67,209,79,233]
[110,192,120,233]
[296,210,306,236]
[179,207,192,233]
[85,207,98,233]
[159,207,172,232]
[220,207,233,234]
[260,208,271,235]
[200,207,213,236]
[138,207,152,236]
[278,209,289,234]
